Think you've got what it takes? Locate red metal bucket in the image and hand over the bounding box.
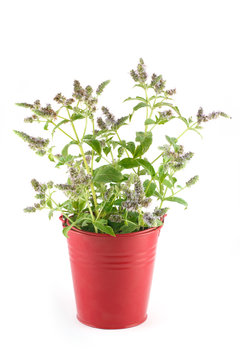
[60,216,164,329]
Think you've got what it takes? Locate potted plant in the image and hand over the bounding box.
[14,59,228,329]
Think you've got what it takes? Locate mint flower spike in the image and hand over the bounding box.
[186,175,199,187]
[72,80,98,111]
[130,58,147,84]
[72,80,85,100]
[96,80,110,95]
[14,59,229,235]
[137,58,147,83]
[54,93,74,106]
[130,69,139,82]
[101,106,116,125]
[150,73,166,93]
[13,130,49,155]
[24,115,39,123]
[109,214,122,223]
[143,212,155,227]
[15,102,34,109]
[165,88,176,96]
[197,107,230,124]
[97,117,108,130]
[24,207,36,213]
[153,208,169,217]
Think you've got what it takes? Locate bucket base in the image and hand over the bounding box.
[76,314,148,330]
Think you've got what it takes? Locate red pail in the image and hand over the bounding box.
[60,216,164,329]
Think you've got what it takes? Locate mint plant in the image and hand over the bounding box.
[14,59,229,236]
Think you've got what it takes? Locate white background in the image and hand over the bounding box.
[0,0,240,359]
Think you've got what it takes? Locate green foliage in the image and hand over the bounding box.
[71,113,85,120]
[165,196,188,208]
[133,102,149,111]
[14,59,228,235]
[118,158,155,177]
[94,220,116,236]
[120,222,139,234]
[61,141,78,157]
[144,118,155,125]
[118,158,139,169]
[52,119,69,135]
[93,165,123,183]
[84,139,102,155]
[134,132,152,158]
[143,180,157,197]
[137,159,155,177]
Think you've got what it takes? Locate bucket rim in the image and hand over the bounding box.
[59,214,166,238]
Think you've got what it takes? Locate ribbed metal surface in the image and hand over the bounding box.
[60,215,165,329]
[68,243,157,269]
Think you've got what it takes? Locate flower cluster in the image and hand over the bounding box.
[24,115,39,123]
[186,175,199,187]
[122,175,152,212]
[170,152,194,171]
[159,110,173,119]
[101,106,116,126]
[130,58,147,83]
[165,88,176,96]
[97,117,108,130]
[15,58,229,236]
[55,183,73,191]
[69,166,91,187]
[104,187,114,200]
[197,107,228,124]
[72,80,97,111]
[143,207,168,227]
[143,212,156,227]
[24,179,53,212]
[54,93,75,106]
[56,165,92,200]
[112,116,128,130]
[72,80,85,100]
[96,80,110,95]
[24,206,37,213]
[16,100,57,119]
[13,130,49,156]
[150,73,166,93]
[98,108,128,131]
[33,101,57,119]
[109,214,123,223]
[153,207,169,218]
[161,144,194,171]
